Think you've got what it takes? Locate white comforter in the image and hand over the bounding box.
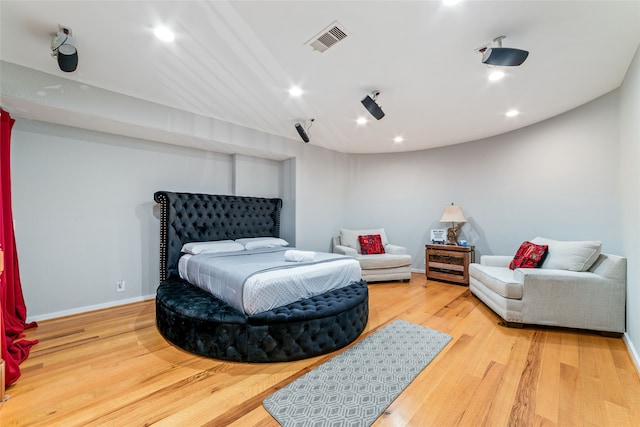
[179,248,362,315]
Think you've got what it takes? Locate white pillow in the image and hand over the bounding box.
[339,228,389,254]
[531,236,602,272]
[181,240,245,255]
[235,237,289,250]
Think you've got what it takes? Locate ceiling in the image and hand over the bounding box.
[1,1,639,154]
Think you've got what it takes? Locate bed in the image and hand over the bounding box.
[154,191,369,362]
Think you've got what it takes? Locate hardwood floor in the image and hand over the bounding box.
[2,273,639,426]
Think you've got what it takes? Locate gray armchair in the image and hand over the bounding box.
[332,228,412,283]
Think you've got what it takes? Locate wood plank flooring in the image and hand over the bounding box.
[2,273,639,426]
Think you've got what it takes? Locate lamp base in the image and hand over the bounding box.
[445,224,463,246]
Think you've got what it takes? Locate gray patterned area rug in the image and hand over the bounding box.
[263,319,452,427]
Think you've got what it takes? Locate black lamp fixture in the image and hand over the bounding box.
[478,36,528,67]
[361,90,385,120]
[51,26,78,72]
[295,119,314,143]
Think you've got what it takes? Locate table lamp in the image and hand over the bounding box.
[440,203,466,246]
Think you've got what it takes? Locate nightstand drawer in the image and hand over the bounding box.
[428,251,466,267]
[425,244,475,285]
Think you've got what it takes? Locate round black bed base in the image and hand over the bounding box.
[156,277,369,362]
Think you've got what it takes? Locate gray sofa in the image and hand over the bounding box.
[332,228,412,282]
[469,237,626,334]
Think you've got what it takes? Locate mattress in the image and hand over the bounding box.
[179,248,362,315]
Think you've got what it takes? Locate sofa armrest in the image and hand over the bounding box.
[515,268,626,333]
[480,255,512,268]
[385,244,407,255]
[334,244,358,257]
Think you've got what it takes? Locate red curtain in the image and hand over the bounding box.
[1,109,38,386]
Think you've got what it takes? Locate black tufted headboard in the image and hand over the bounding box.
[154,191,283,281]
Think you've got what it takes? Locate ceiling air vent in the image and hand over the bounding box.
[305,21,349,53]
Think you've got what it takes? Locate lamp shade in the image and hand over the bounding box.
[440,205,466,223]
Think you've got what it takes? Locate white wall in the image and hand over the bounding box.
[232,154,282,198]
[11,121,235,318]
[344,91,623,267]
[294,146,350,253]
[619,45,640,370]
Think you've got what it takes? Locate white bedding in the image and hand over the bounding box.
[178,249,362,315]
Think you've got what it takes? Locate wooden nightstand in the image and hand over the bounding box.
[425,244,475,286]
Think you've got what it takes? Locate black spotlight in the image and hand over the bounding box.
[295,119,314,143]
[482,47,528,66]
[478,36,528,67]
[361,91,385,120]
[51,27,78,72]
[295,123,310,143]
[57,44,78,72]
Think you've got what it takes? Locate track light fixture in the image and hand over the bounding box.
[477,36,528,67]
[51,26,78,72]
[361,91,385,120]
[295,119,314,143]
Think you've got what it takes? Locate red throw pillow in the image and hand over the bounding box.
[358,234,385,255]
[509,241,548,270]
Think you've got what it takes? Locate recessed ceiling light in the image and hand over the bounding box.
[505,109,520,117]
[356,117,368,125]
[154,26,175,42]
[289,86,303,97]
[393,136,404,143]
[442,0,463,5]
[488,70,505,81]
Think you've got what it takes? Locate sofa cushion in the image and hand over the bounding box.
[531,237,601,272]
[356,253,412,270]
[358,234,385,255]
[340,228,388,254]
[509,241,548,270]
[469,264,523,299]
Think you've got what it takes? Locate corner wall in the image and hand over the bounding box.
[619,45,640,370]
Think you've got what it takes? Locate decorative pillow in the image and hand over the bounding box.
[358,234,386,255]
[531,237,602,271]
[235,237,289,250]
[181,240,245,255]
[509,241,548,270]
[340,228,388,254]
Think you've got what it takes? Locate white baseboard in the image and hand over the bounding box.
[27,294,156,323]
[624,332,640,375]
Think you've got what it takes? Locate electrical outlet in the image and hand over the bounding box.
[116,280,125,292]
[58,24,73,37]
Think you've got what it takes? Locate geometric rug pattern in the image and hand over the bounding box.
[263,319,452,427]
